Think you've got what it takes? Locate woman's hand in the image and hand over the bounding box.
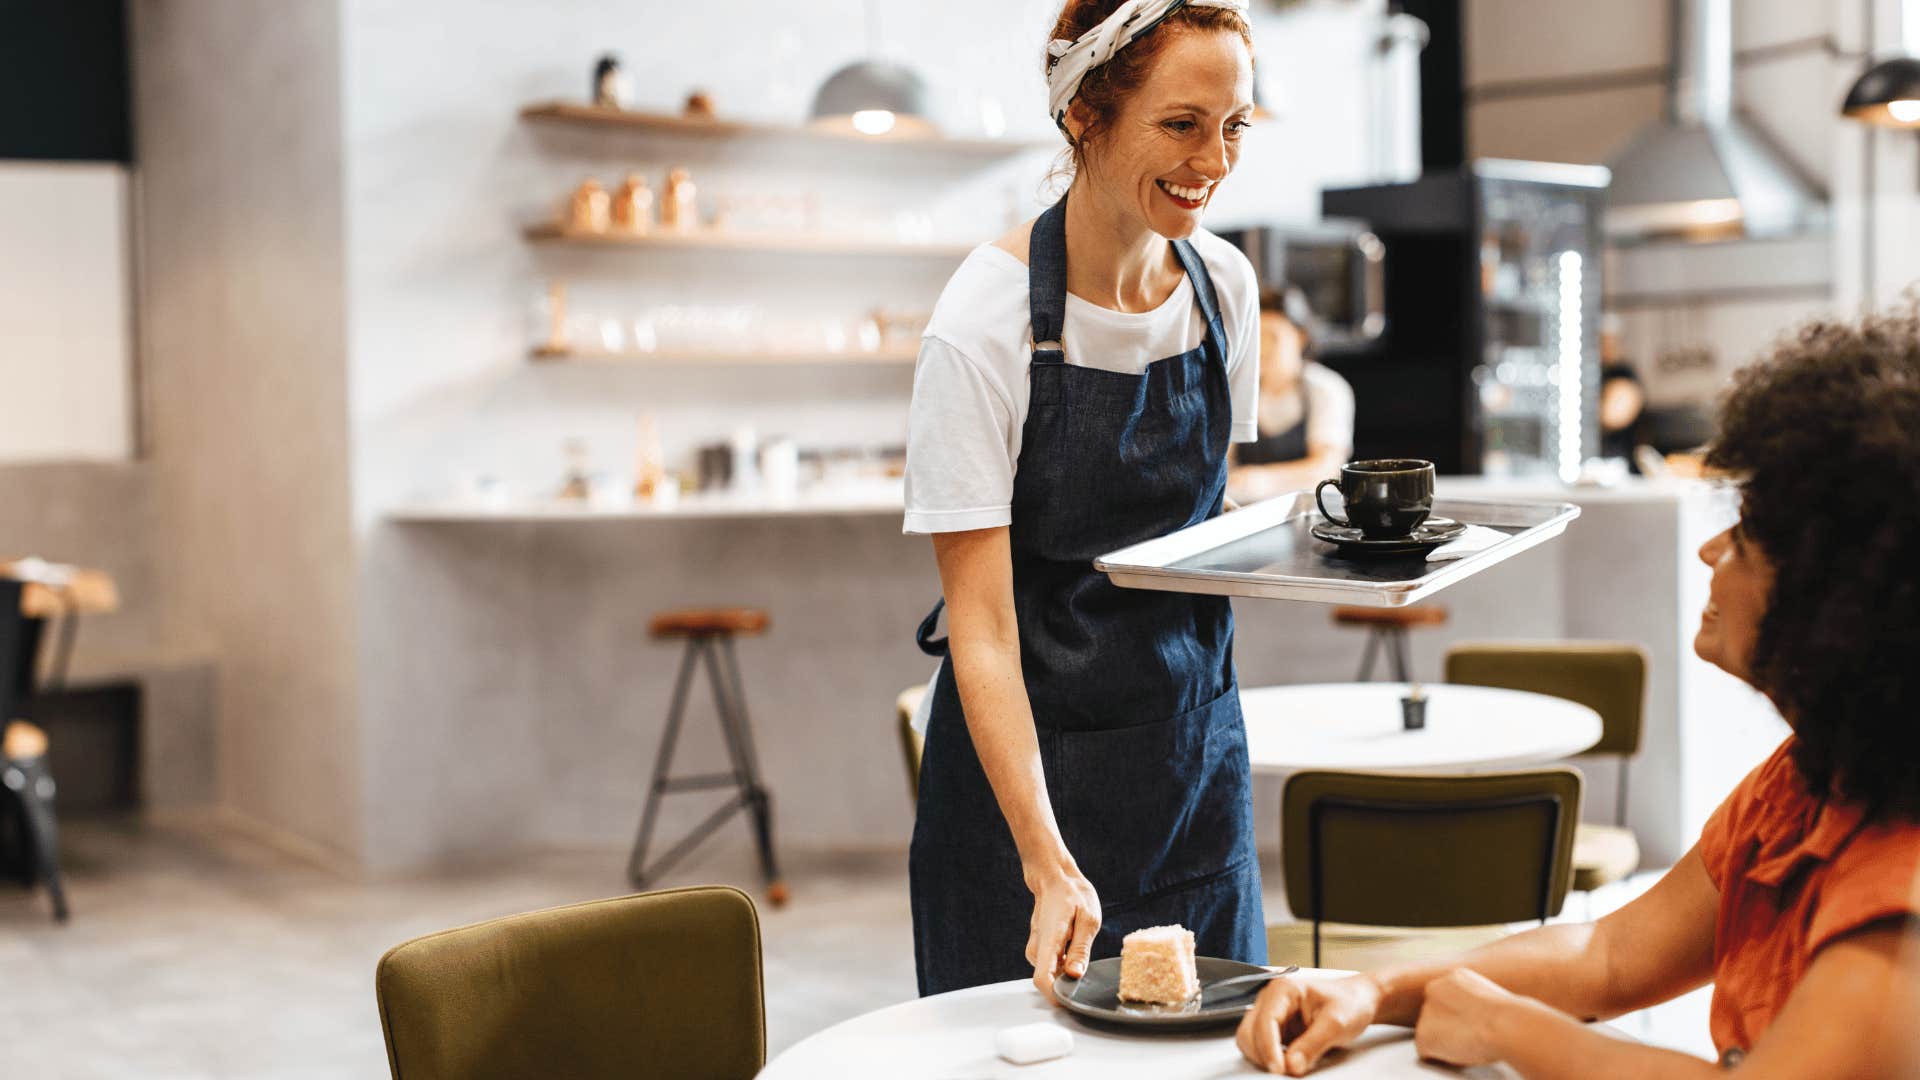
[1236,973,1383,1075]
[1026,863,1102,996]
[1413,968,1516,1068]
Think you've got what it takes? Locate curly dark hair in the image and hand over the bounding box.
[1704,302,1920,818]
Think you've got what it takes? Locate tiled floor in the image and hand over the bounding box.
[0,815,1713,1077]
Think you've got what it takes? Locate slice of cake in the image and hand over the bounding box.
[1117,924,1199,1005]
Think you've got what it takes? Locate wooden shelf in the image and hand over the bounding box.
[519,101,1051,156]
[523,223,976,258]
[532,344,918,365]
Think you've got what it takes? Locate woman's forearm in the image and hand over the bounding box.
[1488,995,1719,1080]
[948,636,1074,879]
[1370,922,1616,1026]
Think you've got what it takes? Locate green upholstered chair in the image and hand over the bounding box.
[896,684,927,802]
[1269,769,1583,969]
[1444,641,1649,893]
[376,886,764,1080]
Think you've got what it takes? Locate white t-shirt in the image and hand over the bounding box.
[903,230,1261,535]
[1252,361,1356,456]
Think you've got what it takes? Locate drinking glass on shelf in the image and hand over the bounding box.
[599,318,628,354]
[628,316,657,353]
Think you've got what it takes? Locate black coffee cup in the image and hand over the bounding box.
[1315,459,1435,540]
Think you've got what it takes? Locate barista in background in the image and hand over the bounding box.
[1599,363,1647,467]
[1598,320,1649,470]
[1227,287,1355,503]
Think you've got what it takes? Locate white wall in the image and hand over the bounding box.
[0,162,134,462]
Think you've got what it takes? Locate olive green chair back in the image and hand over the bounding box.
[1445,641,1648,826]
[376,886,764,1080]
[1443,642,1647,757]
[896,685,926,801]
[1282,769,1583,960]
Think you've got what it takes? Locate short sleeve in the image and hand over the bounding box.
[1304,364,1356,455]
[1217,244,1260,444]
[903,336,1016,535]
[1806,827,1920,957]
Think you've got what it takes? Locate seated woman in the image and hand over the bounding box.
[1227,288,1354,504]
[1238,306,1920,1077]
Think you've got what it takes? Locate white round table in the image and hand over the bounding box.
[762,973,1525,1078]
[1241,683,1601,775]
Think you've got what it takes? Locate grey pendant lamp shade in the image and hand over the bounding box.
[1841,55,1920,127]
[809,59,937,137]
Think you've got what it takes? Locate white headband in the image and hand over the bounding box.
[1045,0,1250,138]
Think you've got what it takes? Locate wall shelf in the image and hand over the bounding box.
[523,223,976,258]
[531,344,918,365]
[519,101,1052,156]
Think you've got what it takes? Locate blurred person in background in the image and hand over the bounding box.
[1227,286,1353,503]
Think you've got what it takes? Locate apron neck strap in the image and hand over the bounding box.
[1028,194,1227,365]
[1028,198,1070,365]
[1169,233,1224,335]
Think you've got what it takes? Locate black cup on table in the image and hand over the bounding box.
[1315,459,1435,540]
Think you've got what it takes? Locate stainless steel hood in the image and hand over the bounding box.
[1606,0,1825,240]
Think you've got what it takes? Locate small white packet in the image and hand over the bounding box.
[995,1021,1073,1064]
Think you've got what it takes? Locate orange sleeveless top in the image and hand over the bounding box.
[1696,738,1920,1058]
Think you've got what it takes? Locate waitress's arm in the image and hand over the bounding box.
[933,525,1103,993]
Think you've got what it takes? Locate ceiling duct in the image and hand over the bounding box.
[1605,0,1825,241]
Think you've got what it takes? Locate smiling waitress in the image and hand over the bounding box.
[902,0,1265,997]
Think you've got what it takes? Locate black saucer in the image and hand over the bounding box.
[1310,516,1465,556]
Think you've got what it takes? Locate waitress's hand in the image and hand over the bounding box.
[1025,863,1102,997]
[1236,973,1382,1075]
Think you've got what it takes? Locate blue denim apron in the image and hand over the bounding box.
[909,198,1265,996]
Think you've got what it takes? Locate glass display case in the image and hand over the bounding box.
[1473,164,1607,480]
[1317,160,1609,477]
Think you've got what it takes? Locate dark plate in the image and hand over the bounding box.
[1310,516,1465,556]
[1051,955,1273,1030]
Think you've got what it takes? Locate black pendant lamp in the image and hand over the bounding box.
[809,0,936,138]
[1841,55,1920,126]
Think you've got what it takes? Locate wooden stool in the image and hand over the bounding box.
[1331,605,1448,682]
[628,607,787,907]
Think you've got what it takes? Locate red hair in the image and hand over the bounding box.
[1046,0,1253,174]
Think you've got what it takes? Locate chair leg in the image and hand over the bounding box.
[628,638,704,887]
[712,638,787,907]
[4,760,68,922]
[1355,630,1380,681]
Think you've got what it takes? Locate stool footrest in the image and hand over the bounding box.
[656,773,741,794]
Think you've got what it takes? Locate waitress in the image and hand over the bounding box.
[903,0,1264,996]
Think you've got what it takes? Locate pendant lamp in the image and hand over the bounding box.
[809,1,936,138]
[1840,55,1920,127]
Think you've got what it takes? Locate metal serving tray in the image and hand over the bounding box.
[1094,492,1580,608]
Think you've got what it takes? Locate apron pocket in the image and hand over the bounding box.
[1052,682,1255,905]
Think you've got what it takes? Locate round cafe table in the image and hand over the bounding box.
[1240,682,1602,775]
[761,971,1531,1078]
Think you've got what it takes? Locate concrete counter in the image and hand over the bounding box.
[364,476,1781,872]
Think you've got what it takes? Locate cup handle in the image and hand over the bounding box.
[1315,479,1348,526]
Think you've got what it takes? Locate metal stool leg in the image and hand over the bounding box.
[1355,629,1381,681]
[1387,627,1412,682]
[4,759,67,922]
[714,636,785,905]
[628,636,705,886]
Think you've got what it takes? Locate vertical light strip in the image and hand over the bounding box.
[1557,250,1584,483]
